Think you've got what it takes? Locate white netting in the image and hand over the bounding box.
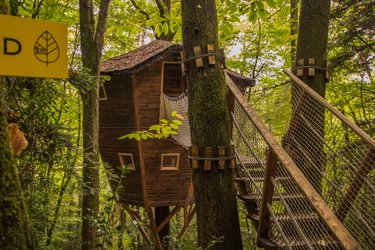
[161,92,191,148]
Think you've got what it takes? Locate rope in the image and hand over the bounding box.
[181,53,225,64]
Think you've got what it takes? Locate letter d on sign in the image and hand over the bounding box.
[4,38,22,55]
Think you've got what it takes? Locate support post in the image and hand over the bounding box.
[336,148,375,221]
[257,150,278,242]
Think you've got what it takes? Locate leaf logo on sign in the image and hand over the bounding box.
[34,31,60,66]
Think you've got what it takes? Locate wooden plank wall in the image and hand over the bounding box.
[99,74,144,206]
[142,140,193,206]
[135,61,194,207]
[99,57,194,207]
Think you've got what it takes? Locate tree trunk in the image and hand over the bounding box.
[294,0,331,191]
[0,2,37,249]
[79,0,110,249]
[181,1,243,249]
[290,0,299,68]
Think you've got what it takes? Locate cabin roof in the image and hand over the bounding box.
[225,68,256,89]
[100,40,255,88]
[100,40,182,74]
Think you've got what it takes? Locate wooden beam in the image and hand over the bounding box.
[257,150,278,240]
[218,146,225,169]
[229,145,236,169]
[207,44,216,65]
[189,146,199,169]
[308,57,315,76]
[180,51,187,74]
[131,75,149,206]
[146,207,163,250]
[204,147,212,171]
[336,148,375,221]
[122,204,152,245]
[178,205,197,240]
[156,206,180,232]
[296,58,304,76]
[193,46,203,68]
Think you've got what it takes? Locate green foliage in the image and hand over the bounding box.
[2,0,373,249]
[118,111,184,141]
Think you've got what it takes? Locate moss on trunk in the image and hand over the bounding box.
[0,104,36,249]
[181,1,243,249]
[0,2,37,248]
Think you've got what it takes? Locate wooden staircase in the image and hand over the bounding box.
[227,70,375,249]
[236,162,340,249]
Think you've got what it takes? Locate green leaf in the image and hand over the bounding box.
[264,0,277,8]
[171,111,177,117]
[150,125,161,131]
[172,120,182,125]
[160,119,169,124]
[162,22,169,35]
[117,134,129,140]
[170,123,178,129]
[258,9,270,21]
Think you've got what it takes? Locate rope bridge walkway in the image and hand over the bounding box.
[227,70,374,249]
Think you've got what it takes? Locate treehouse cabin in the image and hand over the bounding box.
[99,40,192,208]
[99,40,255,247]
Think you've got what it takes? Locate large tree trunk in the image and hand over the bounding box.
[290,0,299,68]
[293,0,331,191]
[181,1,243,249]
[0,1,37,249]
[79,0,110,249]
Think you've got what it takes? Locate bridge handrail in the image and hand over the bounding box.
[284,69,375,148]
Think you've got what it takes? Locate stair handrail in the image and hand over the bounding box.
[283,69,375,148]
[226,73,360,250]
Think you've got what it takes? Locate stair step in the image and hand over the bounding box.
[237,167,265,175]
[270,237,338,249]
[235,176,292,183]
[246,212,319,223]
[239,193,305,202]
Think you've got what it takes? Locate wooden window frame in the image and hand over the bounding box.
[99,84,108,101]
[119,153,135,171]
[160,61,185,95]
[160,153,180,171]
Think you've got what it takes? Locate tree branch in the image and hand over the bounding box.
[95,0,110,61]
[31,0,43,18]
[129,0,151,20]
[155,0,165,16]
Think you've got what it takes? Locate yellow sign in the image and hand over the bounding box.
[0,15,68,78]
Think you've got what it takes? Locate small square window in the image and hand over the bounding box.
[119,153,135,171]
[99,84,107,101]
[161,153,179,171]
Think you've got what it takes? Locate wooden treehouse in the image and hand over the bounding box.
[99,40,254,248]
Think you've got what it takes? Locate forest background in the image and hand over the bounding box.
[0,0,374,249]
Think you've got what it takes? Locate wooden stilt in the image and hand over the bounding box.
[145,207,163,250]
[122,204,153,245]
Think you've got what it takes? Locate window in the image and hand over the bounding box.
[161,153,180,171]
[119,153,135,171]
[161,62,186,96]
[99,84,107,101]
